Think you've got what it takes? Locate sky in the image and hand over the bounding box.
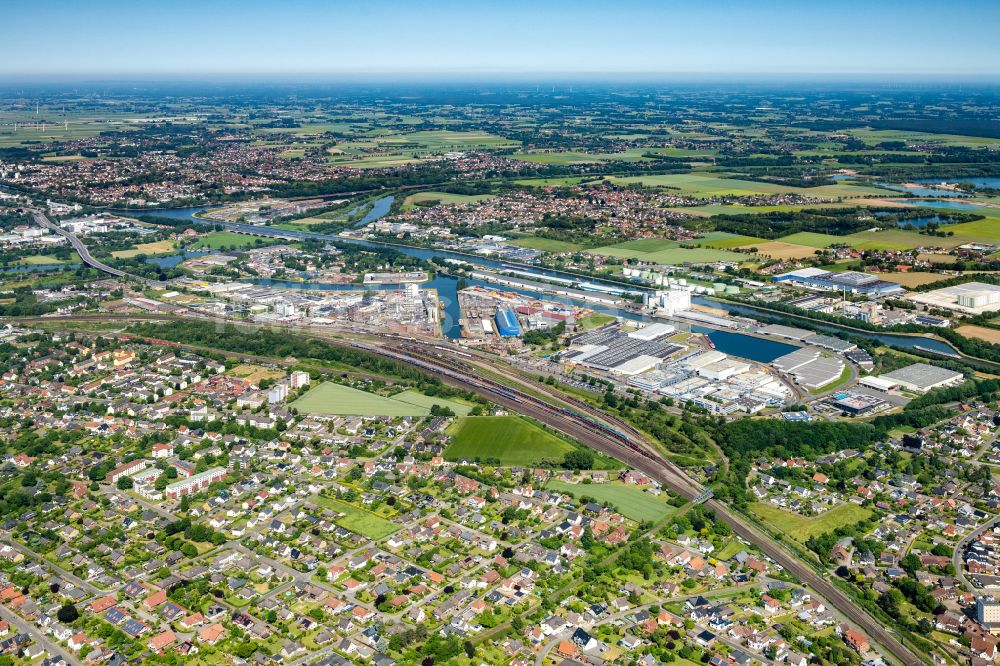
[4,0,999,78]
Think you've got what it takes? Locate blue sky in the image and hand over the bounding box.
[5,0,999,76]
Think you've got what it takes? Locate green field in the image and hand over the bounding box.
[511,148,654,165]
[750,502,873,542]
[389,389,473,416]
[402,191,495,208]
[545,480,677,523]
[941,210,1000,243]
[606,172,893,198]
[292,382,469,417]
[189,231,268,250]
[714,540,744,561]
[327,130,518,168]
[578,313,616,330]
[777,232,847,248]
[15,254,73,266]
[311,496,398,539]
[510,237,585,252]
[512,177,598,187]
[592,242,747,264]
[111,239,177,258]
[701,234,769,249]
[444,416,575,465]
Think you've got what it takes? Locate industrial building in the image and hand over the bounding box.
[494,307,522,337]
[644,288,692,316]
[773,267,904,297]
[562,325,684,375]
[877,363,964,394]
[908,282,1000,315]
[828,392,889,416]
[771,347,845,389]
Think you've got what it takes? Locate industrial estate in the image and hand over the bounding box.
[1,9,1000,666]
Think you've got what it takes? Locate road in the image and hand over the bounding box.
[29,208,164,287]
[0,603,82,666]
[8,316,926,663]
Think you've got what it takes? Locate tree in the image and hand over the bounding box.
[57,604,79,623]
[562,449,595,470]
[116,476,133,491]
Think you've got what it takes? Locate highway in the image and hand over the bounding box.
[29,208,165,287]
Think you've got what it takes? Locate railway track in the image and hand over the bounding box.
[6,313,924,664]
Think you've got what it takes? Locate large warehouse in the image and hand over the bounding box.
[494,307,522,337]
[773,267,904,297]
[908,282,1000,315]
[877,363,964,394]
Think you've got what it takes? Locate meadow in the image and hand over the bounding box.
[402,191,495,209]
[749,502,873,542]
[292,382,470,417]
[545,480,677,523]
[311,495,398,539]
[592,240,747,264]
[111,239,177,258]
[606,172,893,198]
[189,232,269,250]
[444,416,575,465]
[510,237,585,252]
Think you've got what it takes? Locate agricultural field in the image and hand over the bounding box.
[940,211,1000,243]
[843,127,1000,149]
[592,240,747,264]
[111,239,177,258]
[955,325,1000,345]
[443,416,575,465]
[545,480,677,523]
[311,495,398,539]
[327,130,518,168]
[606,172,893,198]
[512,176,598,187]
[750,241,822,260]
[777,232,848,248]
[879,272,951,288]
[749,502,873,542]
[509,236,585,252]
[698,234,768,249]
[841,228,954,251]
[510,148,654,164]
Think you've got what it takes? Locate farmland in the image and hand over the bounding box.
[592,240,748,264]
[606,172,894,198]
[545,480,678,523]
[510,236,585,253]
[111,239,177,258]
[444,416,575,465]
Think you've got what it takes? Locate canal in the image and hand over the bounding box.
[104,203,994,366]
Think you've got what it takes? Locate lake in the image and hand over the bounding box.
[915,177,1000,190]
[897,199,985,211]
